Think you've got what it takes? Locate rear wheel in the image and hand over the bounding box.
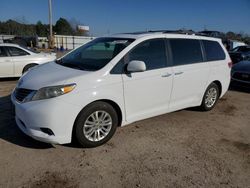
[200,83,220,111]
[74,102,118,147]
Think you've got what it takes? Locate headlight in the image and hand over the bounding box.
[23,84,76,102]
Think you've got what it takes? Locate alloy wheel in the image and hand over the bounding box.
[205,87,217,108]
[83,111,112,142]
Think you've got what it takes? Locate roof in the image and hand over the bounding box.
[0,43,21,47]
[110,30,222,42]
[198,30,222,34]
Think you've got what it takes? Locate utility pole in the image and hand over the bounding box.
[48,0,53,48]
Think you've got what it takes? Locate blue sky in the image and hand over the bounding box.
[0,0,249,36]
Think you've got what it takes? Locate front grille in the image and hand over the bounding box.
[232,72,250,82]
[14,88,34,102]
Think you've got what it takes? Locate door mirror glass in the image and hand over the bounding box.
[127,60,146,73]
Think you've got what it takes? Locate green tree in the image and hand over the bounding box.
[0,19,36,36]
[68,18,89,36]
[226,31,237,40]
[54,17,73,35]
[36,21,47,37]
[243,36,250,44]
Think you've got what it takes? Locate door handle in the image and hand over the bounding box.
[175,71,183,75]
[161,73,172,77]
[5,60,11,62]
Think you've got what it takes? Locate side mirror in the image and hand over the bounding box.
[127,60,146,73]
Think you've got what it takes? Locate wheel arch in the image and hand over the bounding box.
[22,63,38,74]
[212,80,222,97]
[97,99,123,127]
[71,99,123,142]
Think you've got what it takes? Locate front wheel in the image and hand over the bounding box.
[74,102,118,148]
[200,83,219,111]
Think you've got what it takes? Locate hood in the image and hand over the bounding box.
[232,61,250,72]
[18,62,91,90]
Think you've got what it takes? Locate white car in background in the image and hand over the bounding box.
[0,43,56,78]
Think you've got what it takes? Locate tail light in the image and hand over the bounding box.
[228,62,233,68]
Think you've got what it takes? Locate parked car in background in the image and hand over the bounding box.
[0,43,56,78]
[3,36,38,47]
[229,45,250,64]
[227,40,246,51]
[231,59,250,87]
[11,31,231,147]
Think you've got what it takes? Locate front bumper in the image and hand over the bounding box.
[230,79,250,89]
[11,93,81,144]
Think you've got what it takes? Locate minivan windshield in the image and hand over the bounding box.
[57,37,135,71]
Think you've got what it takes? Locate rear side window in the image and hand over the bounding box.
[202,40,225,61]
[169,39,203,66]
[0,47,8,57]
[127,39,167,70]
[8,47,29,56]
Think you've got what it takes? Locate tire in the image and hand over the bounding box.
[22,63,38,74]
[200,83,220,111]
[74,101,118,148]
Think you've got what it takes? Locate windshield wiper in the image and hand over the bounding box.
[56,59,95,71]
[62,62,84,70]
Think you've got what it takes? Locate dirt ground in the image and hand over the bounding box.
[0,78,249,188]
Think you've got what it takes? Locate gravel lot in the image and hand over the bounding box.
[0,78,249,188]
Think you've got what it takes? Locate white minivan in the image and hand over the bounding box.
[11,32,232,147]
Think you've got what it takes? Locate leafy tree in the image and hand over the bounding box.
[226,31,236,39]
[243,36,250,44]
[69,17,79,33]
[0,19,36,36]
[36,21,48,37]
[69,18,89,36]
[54,17,73,35]
[0,17,249,44]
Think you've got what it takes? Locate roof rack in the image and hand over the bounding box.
[124,29,208,36]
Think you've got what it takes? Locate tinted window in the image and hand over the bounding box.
[170,39,203,66]
[202,40,226,61]
[8,47,29,56]
[127,39,167,70]
[0,47,7,57]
